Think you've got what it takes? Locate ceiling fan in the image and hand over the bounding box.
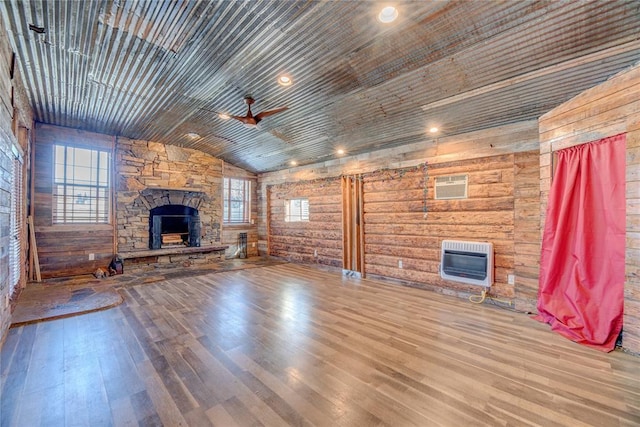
[219,96,288,128]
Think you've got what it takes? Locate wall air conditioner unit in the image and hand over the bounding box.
[434,174,468,200]
[440,240,493,287]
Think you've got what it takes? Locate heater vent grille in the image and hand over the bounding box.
[434,175,468,200]
[440,240,493,287]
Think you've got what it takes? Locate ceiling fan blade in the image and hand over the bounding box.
[229,115,256,125]
[254,106,288,122]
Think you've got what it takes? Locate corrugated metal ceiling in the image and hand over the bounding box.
[2,0,639,172]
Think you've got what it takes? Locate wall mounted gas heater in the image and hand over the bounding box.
[440,240,494,287]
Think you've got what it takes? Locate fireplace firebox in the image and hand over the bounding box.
[149,205,200,249]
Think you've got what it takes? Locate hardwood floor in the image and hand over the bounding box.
[1,263,639,426]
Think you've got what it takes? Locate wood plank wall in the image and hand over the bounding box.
[363,156,520,298]
[0,15,32,344]
[222,162,259,258]
[33,124,114,278]
[259,122,540,302]
[539,64,640,354]
[268,178,343,268]
[513,151,541,312]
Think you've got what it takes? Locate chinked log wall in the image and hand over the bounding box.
[539,64,640,354]
[268,178,343,268]
[363,156,518,299]
[261,121,540,305]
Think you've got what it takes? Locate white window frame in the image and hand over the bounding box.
[224,178,251,224]
[53,144,111,224]
[285,198,309,222]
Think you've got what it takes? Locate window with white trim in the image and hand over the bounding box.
[224,178,251,223]
[285,198,309,222]
[53,144,111,223]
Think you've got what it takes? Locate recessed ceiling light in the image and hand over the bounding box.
[278,75,292,86]
[429,127,439,133]
[186,132,200,139]
[337,149,345,155]
[290,160,297,166]
[378,6,398,23]
[218,113,230,120]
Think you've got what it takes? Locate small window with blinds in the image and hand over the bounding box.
[53,144,111,223]
[285,198,309,222]
[434,174,468,200]
[224,178,251,223]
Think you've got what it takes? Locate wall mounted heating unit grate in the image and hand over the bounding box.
[440,240,493,287]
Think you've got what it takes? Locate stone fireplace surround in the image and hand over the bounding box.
[117,188,227,272]
[115,138,227,271]
[117,188,217,252]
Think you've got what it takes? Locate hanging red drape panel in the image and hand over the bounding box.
[536,134,626,352]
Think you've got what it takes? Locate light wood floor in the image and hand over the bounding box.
[1,263,639,426]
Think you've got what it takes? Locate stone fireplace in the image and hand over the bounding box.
[149,204,201,249]
[115,138,224,261]
[117,187,221,252]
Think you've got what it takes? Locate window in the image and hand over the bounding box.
[9,155,23,295]
[53,144,111,223]
[224,178,251,223]
[285,198,309,222]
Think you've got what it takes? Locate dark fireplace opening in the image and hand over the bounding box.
[149,205,200,249]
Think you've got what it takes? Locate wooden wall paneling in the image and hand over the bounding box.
[111,135,117,255]
[624,121,640,353]
[361,158,517,299]
[28,125,36,279]
[268,178,343,268]
[27,216,40,282]
[257,122,538,248]
[340,175,365,274]
[260,123,540,306]
[513,151,541,312]
[357,176,365,275]
[538,63,640,353]
[33,124,116,278]
[341,176,350,269]
[266,186,272,256]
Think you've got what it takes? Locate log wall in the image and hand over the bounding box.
[222,162,259,258]
[268,178,343,268]
[513,151,541,312]
[363,156,519,298]
[259,121,540,301]
[539,63,640,354]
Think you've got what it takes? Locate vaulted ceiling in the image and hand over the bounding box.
[2,1,639,173]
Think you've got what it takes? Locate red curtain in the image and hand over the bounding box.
[536,134,626,352]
